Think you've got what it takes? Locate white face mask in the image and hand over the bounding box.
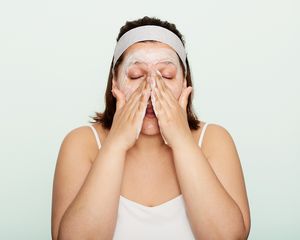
[115,45,185,142]
[116,46,183,98]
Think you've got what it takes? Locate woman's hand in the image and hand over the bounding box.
[104,80,151,152]
[152,70,193,149]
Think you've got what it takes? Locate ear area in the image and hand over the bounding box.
[112,79,116,88]
[112,69,117,87]
[183,78,187,88]
[111,74,118,98]
[112,74,118,89]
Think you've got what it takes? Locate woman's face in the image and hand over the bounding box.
[114,41,186,136]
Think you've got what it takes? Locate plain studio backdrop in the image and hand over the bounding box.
[0,0,299,239]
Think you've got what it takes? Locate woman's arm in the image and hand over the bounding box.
[172,124,251,240]
[52,80,148,239]
[51,127,126,240]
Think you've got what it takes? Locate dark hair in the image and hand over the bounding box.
[89,16,201,130]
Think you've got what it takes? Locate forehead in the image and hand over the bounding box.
[122,42,180,67]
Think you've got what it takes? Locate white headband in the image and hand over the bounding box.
[113,25,187,76]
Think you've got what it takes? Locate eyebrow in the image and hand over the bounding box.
[129,60,176,67]
[157,61,176,66]
[130,61,146,66]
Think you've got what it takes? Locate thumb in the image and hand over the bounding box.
[179,86,192,110]
[112,86,126,110]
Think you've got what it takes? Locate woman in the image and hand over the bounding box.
[51,16,251,239]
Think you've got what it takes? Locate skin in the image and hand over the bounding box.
[113,42,185,149]
[51,42,251,239]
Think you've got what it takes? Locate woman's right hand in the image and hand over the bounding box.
[104,80,151,152]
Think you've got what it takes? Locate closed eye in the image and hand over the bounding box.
[130,76,143,80]
[130,75,172,80]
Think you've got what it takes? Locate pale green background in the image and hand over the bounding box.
[0,0,299,239]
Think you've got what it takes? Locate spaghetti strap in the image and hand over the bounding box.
[198,122,209,147]
[88,125,101,149]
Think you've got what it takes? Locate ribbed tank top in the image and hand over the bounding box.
[88,122,210,239]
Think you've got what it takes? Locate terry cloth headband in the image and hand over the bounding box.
[112,25,187,76]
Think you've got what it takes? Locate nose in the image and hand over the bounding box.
[146,68,158,90]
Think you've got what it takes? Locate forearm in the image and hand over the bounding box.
[58,142,126,240]
[172,139,246,240]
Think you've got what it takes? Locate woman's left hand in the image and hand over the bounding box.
[151,70,194,149]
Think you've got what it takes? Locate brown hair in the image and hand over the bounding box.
[89,16,201,130]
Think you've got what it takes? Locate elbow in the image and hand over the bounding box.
[230,222,251,240]
[194,224,250,240]
[230,208,251,240]
[56,219,81,240]
[237,214,251,240]
[56,228,82,240]
[56,220,113,240]
[240,221,251,240]
[55,222,69,240]
[218,218,250,240]
[56,224,84,240]
[55,214,90,240]
[233,230,250,240]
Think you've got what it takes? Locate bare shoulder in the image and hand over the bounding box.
[62,124,105,162]
[52,125,96,239]
[191,122,234,157]
[62,125,92,142]
[202,123,251,236]
[202,123,238,160]
[61,126,93,158]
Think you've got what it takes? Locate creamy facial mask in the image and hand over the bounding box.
[117,47,182,143]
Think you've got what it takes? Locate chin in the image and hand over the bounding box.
[140,114,160,135]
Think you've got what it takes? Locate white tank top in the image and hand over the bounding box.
[88,122,210,239]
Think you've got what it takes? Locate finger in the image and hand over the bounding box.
[155,70,165,92]
[155,70,175,107]
[158,70,177,99]
[112,87,126,110]
[133,83,151,122]
[134,85,151,139]
[179,86,193,110]
[153,87,170,122]
[155,70,174,97]
[114,80,144,116]
[150,87,158,116]
[129,82,149,121]
[178,79,188,105]
[124,80,145,109]
[151,90,160,115]
[125,81,147,115]
[153,86,169,116]
[140,84,151,112]
[180,78,187,91]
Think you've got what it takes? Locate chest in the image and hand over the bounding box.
[120,151,181,206]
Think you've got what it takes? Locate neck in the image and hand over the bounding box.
[131,132,168,155]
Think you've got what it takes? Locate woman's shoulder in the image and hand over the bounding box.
[203,122,232,135]
[61,123,107,162]
[199,122,238,159]
[63,124,96,143]
[204,122,235,143]
[64,123,108,141]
